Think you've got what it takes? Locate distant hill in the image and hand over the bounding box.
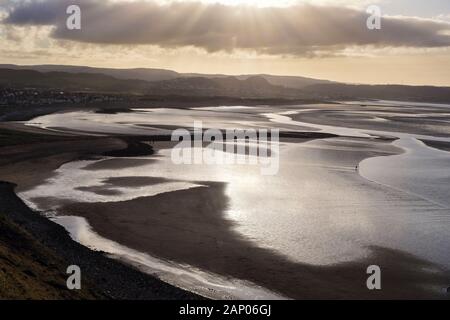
[0,68,305,98]
[240,74,333,89]
[182,73,332,89]
[0,64,331,89]
[1,67,450,102]
[303,83,450,103]
[0,64,179,82]
[0,69,150,93]
[147,76,304,98]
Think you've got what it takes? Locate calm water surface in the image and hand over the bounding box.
[20,102,450,297]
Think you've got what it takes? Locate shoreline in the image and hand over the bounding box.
[0,181,201,300]
[1,122,450,299]
[0,125,201,299]
[54,161,450,299]
[0,97,330,122]
[50,214,285,300]
[0,123,339,299]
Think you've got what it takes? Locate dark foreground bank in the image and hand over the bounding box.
[0,181,201,300]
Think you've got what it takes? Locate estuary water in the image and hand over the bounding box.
[19,101,450,298]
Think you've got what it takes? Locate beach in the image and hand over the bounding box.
[0,124,201,299]
[1,101,450,299]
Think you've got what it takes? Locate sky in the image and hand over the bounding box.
[0,0,449,85]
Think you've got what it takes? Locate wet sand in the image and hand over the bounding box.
[290,104,450,138]
[422,140,450,152]
[2,122,450,299]
[60,181,449,299]
[0,124,200,299]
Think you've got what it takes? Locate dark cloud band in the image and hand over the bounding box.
[2,0,450,55]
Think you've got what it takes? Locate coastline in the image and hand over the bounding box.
[0,125,201,299]
[1,123,449,299]
[58,179,450,299]
[0,181,201,300]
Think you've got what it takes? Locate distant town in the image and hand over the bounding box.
[0,88,124,107]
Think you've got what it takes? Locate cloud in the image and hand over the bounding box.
[2,0,450,56]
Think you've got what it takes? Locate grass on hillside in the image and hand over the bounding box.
[0,214,103,299]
